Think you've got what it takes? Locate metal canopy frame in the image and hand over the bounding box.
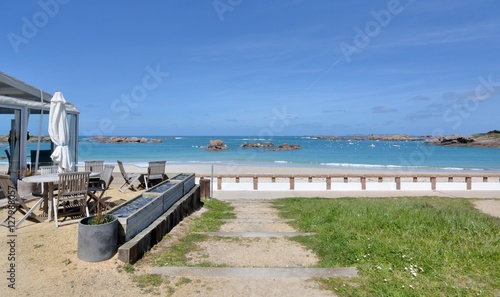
[0,72,80,183]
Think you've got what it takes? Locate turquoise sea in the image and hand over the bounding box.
[9,136,500,172]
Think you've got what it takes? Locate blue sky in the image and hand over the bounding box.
[2,0,499,136]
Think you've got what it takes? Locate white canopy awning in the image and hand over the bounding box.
[0,71,80,182]
[0,95,79,114]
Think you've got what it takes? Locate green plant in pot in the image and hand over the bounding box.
[88,199,115,225]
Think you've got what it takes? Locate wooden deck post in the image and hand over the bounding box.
[413,177,418,183]
[217,176,222,190]
[308,176,312,183]
[430,177,436,191]
[343,177,348,183]
[361,176,366,190]
[448,177,453,182]
[326,176,331,190]
[395,177,401,190]
[378,177,383,183]
[235,176,240,183]
[253,176,258,190]
[289,177,295,190]
[483,177,488,182]
[271,176,276,183]
[466,176,472,190]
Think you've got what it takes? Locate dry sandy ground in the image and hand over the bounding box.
[0,171,499,296]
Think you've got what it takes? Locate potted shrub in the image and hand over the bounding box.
[77,197,118,262]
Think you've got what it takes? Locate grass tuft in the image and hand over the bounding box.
[132,273,163,288]
[275,197,500,296]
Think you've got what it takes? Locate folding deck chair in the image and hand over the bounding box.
[143,161,167,189]
[87,164,114,213]
[117,160,142,193]
[0,175,44,229]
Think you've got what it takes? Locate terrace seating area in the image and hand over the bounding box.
[0,160,172,229]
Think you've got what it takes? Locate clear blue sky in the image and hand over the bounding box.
[2,0,499,136]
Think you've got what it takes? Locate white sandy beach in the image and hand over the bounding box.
[2,162,500,195]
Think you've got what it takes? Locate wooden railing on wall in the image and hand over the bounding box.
[197,174,500,191]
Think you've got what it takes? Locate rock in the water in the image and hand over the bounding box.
[274,143,301,151]
[241,142,275,148]
[206,139,227,151]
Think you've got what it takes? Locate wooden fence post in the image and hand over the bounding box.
[466,176,472,190]
[343,177,348,183]
[395,177,401,190]
[217,176,222,190]
[253,176,258,190]
[326,176,331,190]
[430,177,436,191]
[361,176,366,190]
[289,177,295,190]
[448,177,453,182]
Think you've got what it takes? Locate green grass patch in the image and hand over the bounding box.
[473,130,500,139]
[149,198,234,267]
[123,263,135,273]
[132,273,163,288]
[191,198,235,232]
[275,197,500,296]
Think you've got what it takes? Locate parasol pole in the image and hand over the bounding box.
[34,89,44,172]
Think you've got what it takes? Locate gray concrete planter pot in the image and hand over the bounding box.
[77,215,118,262]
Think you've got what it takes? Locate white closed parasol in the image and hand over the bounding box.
[48,91,73,172]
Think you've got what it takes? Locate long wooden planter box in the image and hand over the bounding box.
[109,194,163,243]
[170,173,196,195]
[110,174,195,244]
[145,180,184,212]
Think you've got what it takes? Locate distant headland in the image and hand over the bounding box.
[309,131,500,148]
[424,130,500,148]
[307,134,429,141]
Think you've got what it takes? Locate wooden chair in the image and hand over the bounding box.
[40,165,59,175]
[144,161,167,189]
[32,165,60,200]
[85,160,105,188]
[117,160,142,193]
[53,171,90,227]
[0,175,44,229]
[84,160,104,173]
[87,165,114,213]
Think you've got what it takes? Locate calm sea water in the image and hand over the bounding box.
[13,136,500,172]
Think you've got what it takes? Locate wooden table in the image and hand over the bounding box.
[22,172,100,222]
[22,173,59,222]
